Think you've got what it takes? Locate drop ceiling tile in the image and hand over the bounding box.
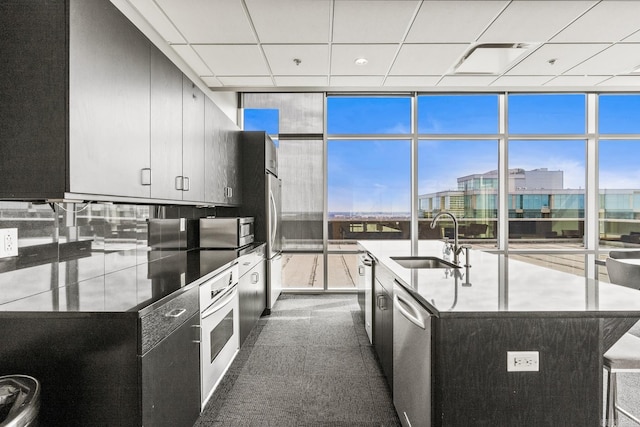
[171,45,212,75]
[331,44,398,75]
[332,1,420,43]
[155,0,255,43]
[263,45,329,75]
[245,0,330,43]
[506,43,609,75]
[598,76,640,87]
[478,1,596,43]
[624,30,640,42]
[384,76,441,87]
[201,76,223,87]
[274,76,328,87]
[390,44,468,75]
[193,45,269,76]
[491,75,554,87]
[330,75,385,87]
[128,0,186,43]
[406,1,507,43]
[552,1,640,42]
[544,75,609,87]
[437,75,498,86]
[217,76,274,87]
[568,43,640,75]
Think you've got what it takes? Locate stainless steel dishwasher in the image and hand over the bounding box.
[393,281,432,427]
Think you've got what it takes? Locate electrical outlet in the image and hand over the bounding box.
[0,228,18,259]
[507,351,539,372]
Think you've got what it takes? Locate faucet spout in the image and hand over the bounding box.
[430,211,460,265]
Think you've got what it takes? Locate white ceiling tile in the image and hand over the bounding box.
[391,44,469,75]
[193,45,269,75]
[217,76,274,86]
[331,44,398,75]
[598,75,640,87]
[330,75,385,87]
[274,76,328,87]
[155,0,256,43]
[569,44,640,75]
[479,1,596,43]
[437,75,498,86]
[624,30,640,42]
[552,1,640,42]
[506,43,609,75]
[543,75,609,87]
[263,45,329,75]
[245,0,330,43]
[491,75,555,87]
[332,1,420,43]
[171,45,212,75]
[201,76,223,87]
[384,76,441,87]
[128,0,186,43]
[406,1,507,43]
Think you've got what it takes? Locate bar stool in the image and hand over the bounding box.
[604,257,640,426]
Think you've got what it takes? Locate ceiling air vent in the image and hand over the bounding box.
[454,43,533,75]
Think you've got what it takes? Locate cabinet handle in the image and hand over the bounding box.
[358,266,365,276]
[175,176,184,190]
[183,176,190,191]
[165,308,186,318]
[377,294,386,310]
[251,272,259,284]
[141,168,151,186]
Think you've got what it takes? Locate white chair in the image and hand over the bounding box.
[604,257,640,426]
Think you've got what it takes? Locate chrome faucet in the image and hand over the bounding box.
[430,211,463,265]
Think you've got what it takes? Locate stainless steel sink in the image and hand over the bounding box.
[391,256,459,269]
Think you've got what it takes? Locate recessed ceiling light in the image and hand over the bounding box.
[354,57,368,66]
[454,43,534,75]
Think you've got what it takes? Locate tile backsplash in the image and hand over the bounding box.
[0,201,223,307]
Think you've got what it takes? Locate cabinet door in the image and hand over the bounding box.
[238,270,254,346]
[182,76,205,202]
[150,46,183,200]
[252,260,266,321]
[141,313,200,427]
[69,0,150,198]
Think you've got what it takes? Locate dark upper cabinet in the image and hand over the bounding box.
[181,76,206,202]
[150,46,184,201]
[205,97,242,206]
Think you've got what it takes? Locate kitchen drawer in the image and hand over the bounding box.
[238,246,265,277]
[140,286,198,354]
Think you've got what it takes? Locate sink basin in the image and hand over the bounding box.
[391,256,459,269]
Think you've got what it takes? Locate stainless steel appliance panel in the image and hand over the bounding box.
[393,282,432,427]
[200,217,254,249]
[267,174,282,258]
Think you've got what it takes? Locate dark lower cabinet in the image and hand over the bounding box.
[374,265,394,390]
[239,257,265,345]
[142,312,200,427]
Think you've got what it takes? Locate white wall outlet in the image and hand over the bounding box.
[0,228,19,259]
[507,351,539,372]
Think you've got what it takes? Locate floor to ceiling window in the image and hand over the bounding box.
[244,91,640,288]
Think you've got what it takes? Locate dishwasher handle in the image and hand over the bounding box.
[394,292,426,330]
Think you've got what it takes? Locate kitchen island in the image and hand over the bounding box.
[360,240,640,426]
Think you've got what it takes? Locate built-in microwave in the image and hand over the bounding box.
[199,217,254,249]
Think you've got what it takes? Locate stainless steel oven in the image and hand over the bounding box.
[199,217,254,249]
[199,264,240,410]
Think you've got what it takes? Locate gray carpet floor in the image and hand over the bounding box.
[193,294,401,427]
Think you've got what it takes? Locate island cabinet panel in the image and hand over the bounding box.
[374,264,394,391]
[432,316,601,426]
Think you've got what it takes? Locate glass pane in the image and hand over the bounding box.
[282,253,324,289]
[243,108,278,135]
[417,95,498,134]
[418,140,498,248]
[327,253,359,289]
[599,94,640,134]
[508,94,585,134]
[508,140,585,248]
[328,140,411,245]
[327,97,411,134]
[599,140,640,249]
[280,139,323,251]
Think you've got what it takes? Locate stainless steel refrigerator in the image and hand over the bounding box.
[241,131,282,314]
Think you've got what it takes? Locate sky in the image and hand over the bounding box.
[245,94,640,214]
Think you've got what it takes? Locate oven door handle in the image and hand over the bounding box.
[201,285,238,319]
